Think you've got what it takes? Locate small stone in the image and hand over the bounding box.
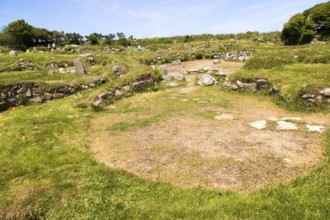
[9,51,17,56]
[162,75,175,81]
[215,71,226,77]
[58,68,66,73]
[249,120,267,130]
[302,94,315,99]
[30,96,44,103]
[236,80,243,88]
[307,99,316,104]
[276,121,298,131]
[98,92,113,100]
[159,65,167,75]
[306,125,326,133]
[213,59,221,64]
[114,90,123,96]
[319,88,330,97]
[94,99,104,106]
[167,82,178,88]
[44,93,53,100]
[198,74,218,86]
[176,74,185,81]
[223,82,238,90]
[172,60,181,65]
[181,99,189,102]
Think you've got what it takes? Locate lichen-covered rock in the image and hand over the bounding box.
[198,74,218,86]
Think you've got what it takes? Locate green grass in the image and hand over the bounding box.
[231,44,330,112]
[0,42,329,219]
[0,88,330,219]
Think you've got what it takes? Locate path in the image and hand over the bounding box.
[89,60,329,191]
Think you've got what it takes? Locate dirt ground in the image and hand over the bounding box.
[90,60,329,191]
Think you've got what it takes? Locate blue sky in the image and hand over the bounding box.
[0,0,327,38]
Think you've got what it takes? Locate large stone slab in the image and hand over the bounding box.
[249,120,267,130]
[74,58,87,74]
[276,121,298,131]
[306,125,326,133]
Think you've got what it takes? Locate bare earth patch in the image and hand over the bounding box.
[90,60,328,191]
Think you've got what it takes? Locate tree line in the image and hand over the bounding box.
[0,2,329,50]
[0,19,134,50]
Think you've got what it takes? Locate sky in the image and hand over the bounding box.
[0,0,328,39]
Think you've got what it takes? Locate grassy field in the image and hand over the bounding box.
[0,40,329,219]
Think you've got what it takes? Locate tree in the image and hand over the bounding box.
[65,32,84,44]
[103,33,115,45]
[32,27,52,44]
[52,30,65,44]
[281,13,307,45]
[2,19,33,48]
[281,1,330,45]
[116,32,126,39]
[86,33,103,45]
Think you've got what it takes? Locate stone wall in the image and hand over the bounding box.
[139,50,253,65]
[0,77,108,112]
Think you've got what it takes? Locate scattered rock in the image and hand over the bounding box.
[181,99,189,102]
[236,80,243,88]
[215,71,226,77]
[256,79,268,89]
[131,79,155,92]
[94,99,105,106]
[302,94,315,99]
[276,121,298,131]
[162,75,175,81]
[242,83,257,91]
[176,73,185,81]
[30,96,44,103]
[172,60,181,65]
[98,92,113,100]
[9,51,17,56]
[114,90,123,96]
[306,125,326,133]
[320,88,330,97]
[159,65,167,75]
[213,59,221,64]
[249,120,267,130]
[198,74,218,86]
[167,82,178,88]
[223,82,238,90]
[58,68,66,73]
[111,66,119,76]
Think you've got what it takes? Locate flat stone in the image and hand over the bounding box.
[276,121,298,131]
[249,120,267,130]
[181,99,189,102]
[306,125,326,133]
[167,82,178,88]
[214,114,234,121]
